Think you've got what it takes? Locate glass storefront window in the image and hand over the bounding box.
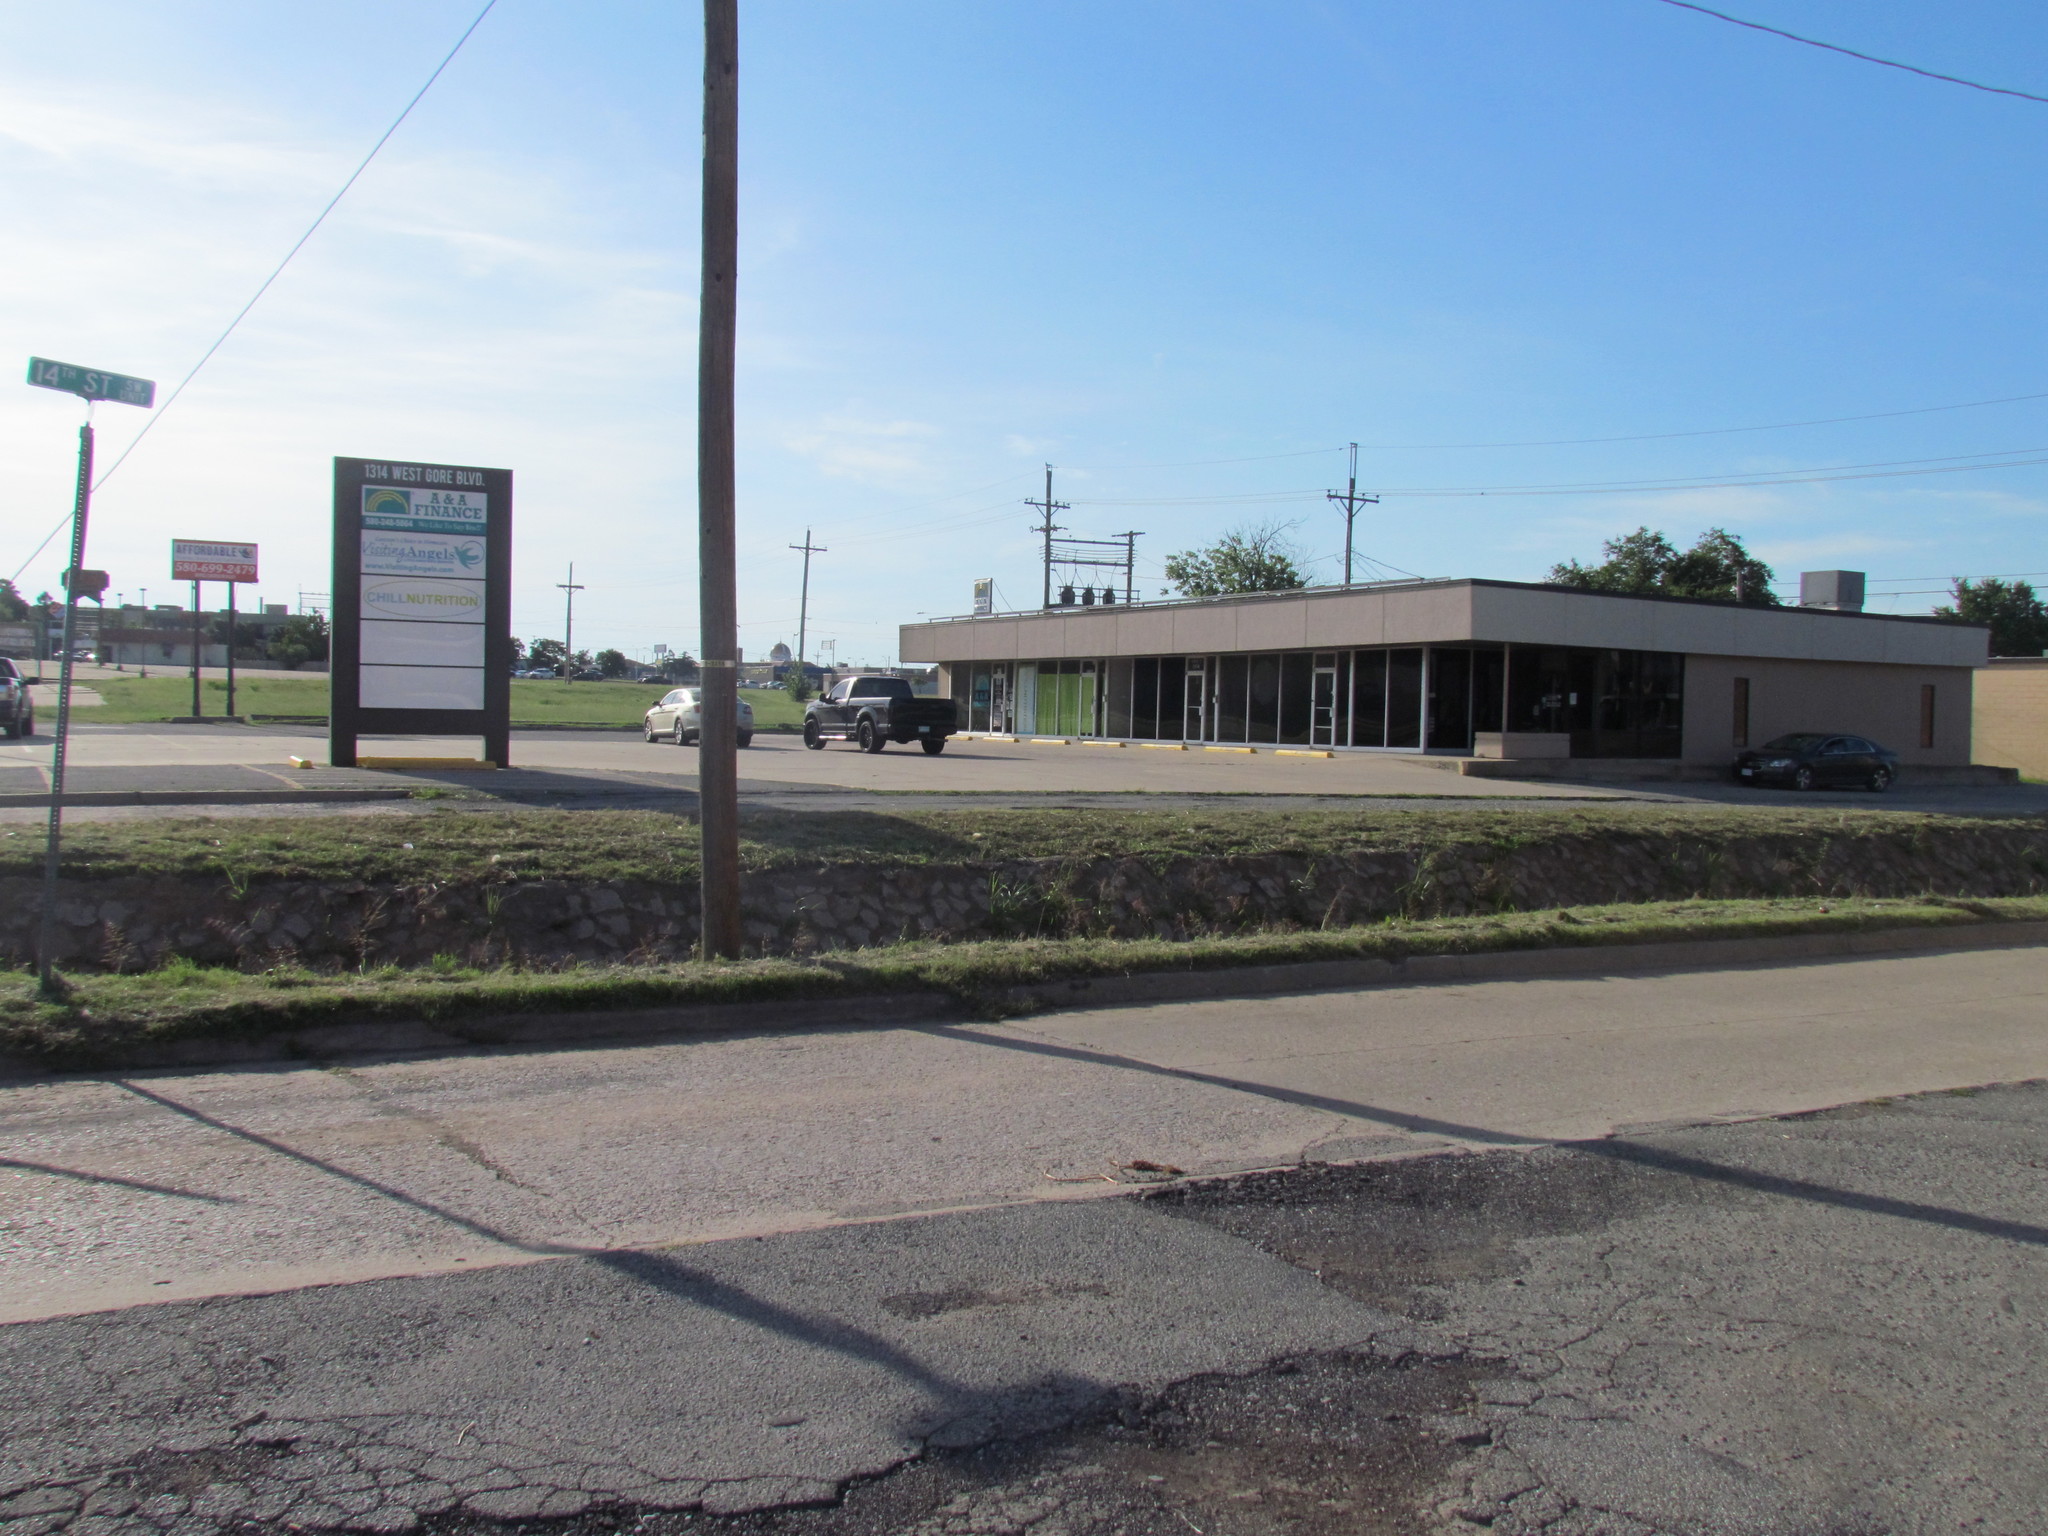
[1387,650,1424,749]
[1352,650,1387,747]
[973,643,1673,755]
[1216,655,1249,742]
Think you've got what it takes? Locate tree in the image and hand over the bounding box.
[526,638,568,674]
[1548,526,1779,604]
[266,613,329,670]
[661,652,700,681]
[1162,521,1310,598]
[594,647,629,678]
[0,579,28,621]
[782,667,814,702]
[1934,577,2048,656]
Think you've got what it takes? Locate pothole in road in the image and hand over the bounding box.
[1144,1143,1745,1317]
[406,1350,1492,1536]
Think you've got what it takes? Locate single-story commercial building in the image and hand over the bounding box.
[899,575,1988,769]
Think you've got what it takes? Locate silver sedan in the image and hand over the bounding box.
[643,687,754,746]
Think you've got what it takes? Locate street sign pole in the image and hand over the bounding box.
[191,581,203,717]
[226,582,237,717]
[27,357,155,996]
[36,420,94,994]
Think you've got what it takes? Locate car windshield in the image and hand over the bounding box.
[1760,734,1829,752]
[849,677,913,700]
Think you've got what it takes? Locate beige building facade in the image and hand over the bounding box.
[1973,657,2048,779]
[900,578,1986,766]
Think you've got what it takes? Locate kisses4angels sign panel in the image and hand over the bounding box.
[331,456,512,767]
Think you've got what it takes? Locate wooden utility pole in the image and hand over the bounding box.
[556,563,585,677]
[1025,465,1069,609]
[789,528,825,670]
[1326,442,1381,586]
[697,0,743,959]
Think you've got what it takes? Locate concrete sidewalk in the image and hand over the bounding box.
[8,941,2043,1326]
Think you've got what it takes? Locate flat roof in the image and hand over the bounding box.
[901,577,1989,670]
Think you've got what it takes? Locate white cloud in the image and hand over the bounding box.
[782,414,942,489]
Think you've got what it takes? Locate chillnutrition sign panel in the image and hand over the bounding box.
[331,457,512,766]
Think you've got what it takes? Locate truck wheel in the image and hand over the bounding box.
[921,737,946,755]
[858,718,885,753]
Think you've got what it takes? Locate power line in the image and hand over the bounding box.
[1074,443,2048,503]
[1350,389,2048,451]
[8,0,499,587]
[1656,0,2048,107]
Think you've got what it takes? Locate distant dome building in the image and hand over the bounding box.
[769,641,793,663]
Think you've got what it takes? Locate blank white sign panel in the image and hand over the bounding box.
[361,665,485,711]
[361,619,486,667]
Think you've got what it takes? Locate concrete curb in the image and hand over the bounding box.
[4,918,2043,1081]
[1005,918,2048,1011]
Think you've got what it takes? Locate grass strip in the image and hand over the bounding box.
[0,803,2024,887]
[5,895,2043,1070]
[67,675,806,729]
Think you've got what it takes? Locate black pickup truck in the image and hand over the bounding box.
[803,675,958,754]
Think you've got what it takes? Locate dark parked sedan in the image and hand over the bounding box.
[1735,733,1899,792]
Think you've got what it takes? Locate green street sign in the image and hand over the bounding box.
[25,357,155,407]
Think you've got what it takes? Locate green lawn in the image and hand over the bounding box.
[69,674,806,729]
[0,802,2016,887]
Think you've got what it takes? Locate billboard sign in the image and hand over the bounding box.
[973,577,993,616]
[172,540,259,582]
[331,457,511,767]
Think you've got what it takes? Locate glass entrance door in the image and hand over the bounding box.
[989,666,1009,733]
[1311,656,1338,747]
[1183,658,1208,741]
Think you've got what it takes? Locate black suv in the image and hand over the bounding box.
[0,658,35,738]
[1735,733,1899,792]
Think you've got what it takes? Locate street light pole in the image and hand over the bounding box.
[697,0,743,960]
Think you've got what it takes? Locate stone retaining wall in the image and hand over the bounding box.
[5,823,2046,972]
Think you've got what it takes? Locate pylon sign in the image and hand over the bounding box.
[330,456,512,767]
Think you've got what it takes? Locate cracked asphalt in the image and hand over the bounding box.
[4,1079,2044,1535]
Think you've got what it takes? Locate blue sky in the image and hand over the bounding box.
[6,1,2048,664]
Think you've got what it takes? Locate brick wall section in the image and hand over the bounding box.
[1973,659,2048,779]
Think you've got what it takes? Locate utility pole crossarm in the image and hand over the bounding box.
[788,529,826,668]
[1326,442,1382,587]
[555,563,587,678]
[1025,463,1072,610]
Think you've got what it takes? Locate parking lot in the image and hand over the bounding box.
[3,720,2044,817]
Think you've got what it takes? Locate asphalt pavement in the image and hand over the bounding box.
[3,947,2046,1532]
[4,722,2044,817]
[2,1082,2041,1535]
